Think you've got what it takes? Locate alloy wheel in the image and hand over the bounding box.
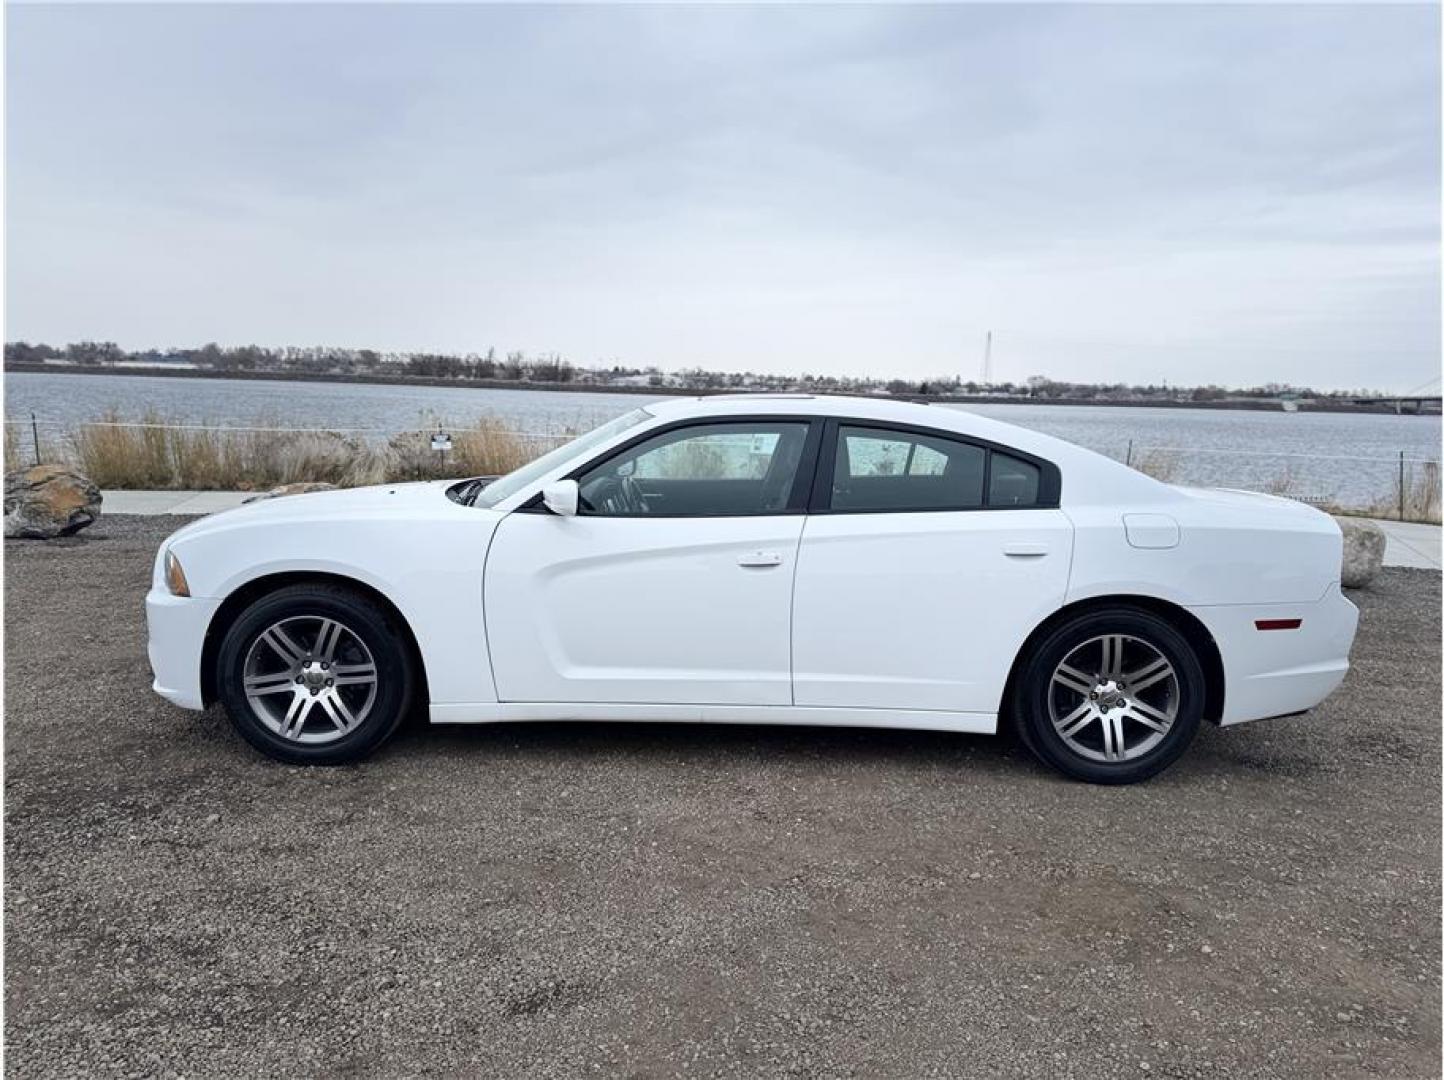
[241,615,379,744]
[1047,633,1180,763]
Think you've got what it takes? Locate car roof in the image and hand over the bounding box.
[645,393,1023,443]
[647,393,942,423]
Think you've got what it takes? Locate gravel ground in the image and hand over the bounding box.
[5,515,1440,1078]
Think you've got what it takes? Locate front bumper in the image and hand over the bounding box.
[146,586,221,711]
[1189,582,1360,726]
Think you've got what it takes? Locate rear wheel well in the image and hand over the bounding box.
[200,572,429,709]
[1000,595,1225,729]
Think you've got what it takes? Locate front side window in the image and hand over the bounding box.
[472,408,651,508]
[577,422,810,516]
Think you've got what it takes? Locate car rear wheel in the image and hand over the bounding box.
[1014,607,1204,784]
[216,584,413,765]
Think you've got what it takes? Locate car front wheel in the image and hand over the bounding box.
[215,584,414,765]
[1013,607,1204,784]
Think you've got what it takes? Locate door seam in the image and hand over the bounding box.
[479,513,507,702]
[788,516,810,706]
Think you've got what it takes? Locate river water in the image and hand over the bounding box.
[5,371,1439,508]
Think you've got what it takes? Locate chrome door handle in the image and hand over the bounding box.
[737,552,783,567]
[1003,543,1049,557]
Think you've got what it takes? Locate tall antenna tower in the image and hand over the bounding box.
[981,331,993,385]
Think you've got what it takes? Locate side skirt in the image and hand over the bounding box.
[429,701,997,735]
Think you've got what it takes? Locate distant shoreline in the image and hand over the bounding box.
[3,361,1434,416]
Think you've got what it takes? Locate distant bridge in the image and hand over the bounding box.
[1341,395,1442,415]
[1342,377,1442,414]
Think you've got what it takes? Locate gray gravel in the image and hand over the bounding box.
[5,515,1441,1078]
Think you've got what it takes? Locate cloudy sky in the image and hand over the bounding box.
[7,3,1440,391]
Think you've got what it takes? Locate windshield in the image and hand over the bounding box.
[471,408,652,508]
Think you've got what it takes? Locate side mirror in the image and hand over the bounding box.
[541,479,579,517]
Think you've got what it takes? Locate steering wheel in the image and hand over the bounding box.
[587,473,648,515]
[618,474,647,514]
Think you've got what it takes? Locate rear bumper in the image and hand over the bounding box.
[146,587,220,711]
[1189,582,1359,726]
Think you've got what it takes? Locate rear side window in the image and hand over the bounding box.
[828,425,1050,512]
[833,427,985,511]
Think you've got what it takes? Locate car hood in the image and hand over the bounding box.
[166,480,474,542]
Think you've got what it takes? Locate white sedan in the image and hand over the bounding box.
[146,395,1358,783]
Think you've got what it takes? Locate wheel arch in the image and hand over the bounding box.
[1000,594,1225,728]
[199,571,430,709]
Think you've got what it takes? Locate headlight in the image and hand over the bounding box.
[164,549,191,597]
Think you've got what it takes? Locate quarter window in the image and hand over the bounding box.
[577,422,810,516]
[989,452,1042,507]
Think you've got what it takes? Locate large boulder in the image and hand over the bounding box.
[242,482,339,504]
[4,465,103,539]
[1335,516,1386,589]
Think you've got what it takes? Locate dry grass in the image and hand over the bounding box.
[70,411,312,490]
[4,422,22,473]
[1129,448,1181,483]
[382,421,545,483]
[1261,468,1301,497]
[1325,460,1443,526]
[1367,459,1442,524]
[64,411,563,491]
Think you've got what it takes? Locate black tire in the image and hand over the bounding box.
[1013,607,1203,785]
[215,584,414,765]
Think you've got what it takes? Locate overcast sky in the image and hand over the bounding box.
[6,3,1440,391]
